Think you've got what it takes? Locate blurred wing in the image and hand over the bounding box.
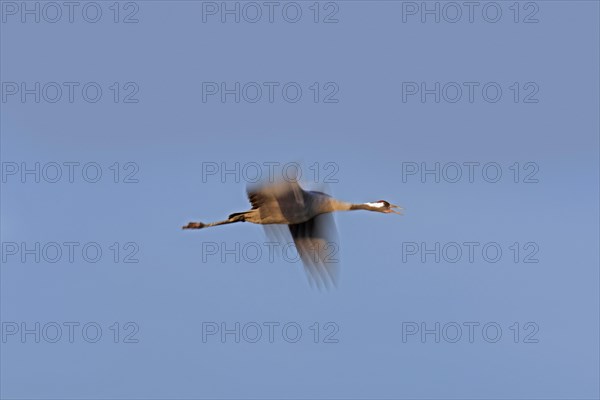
[263,224,290,244]
[288,212,340,289]
[247,180,306,223]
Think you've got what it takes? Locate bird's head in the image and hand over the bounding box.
[364,200,403,214]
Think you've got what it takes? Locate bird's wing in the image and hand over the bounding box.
[288,212,340,289]
[247,180,306,223]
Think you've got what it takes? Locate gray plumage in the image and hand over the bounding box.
[183,179,401,287]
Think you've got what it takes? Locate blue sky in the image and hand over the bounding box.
[1,1,599,399]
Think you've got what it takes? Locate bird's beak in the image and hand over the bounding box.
[388,204,403,215]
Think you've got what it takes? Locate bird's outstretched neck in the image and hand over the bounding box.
[349,203,372,211]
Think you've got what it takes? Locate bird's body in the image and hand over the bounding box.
[243,186,347,225]
[183,179,401,287]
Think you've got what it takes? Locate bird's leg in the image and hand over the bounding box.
[182,213,246,230]
[181,219,235,230]
[182,222,207,229]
